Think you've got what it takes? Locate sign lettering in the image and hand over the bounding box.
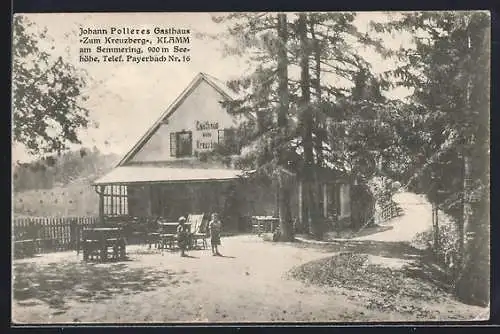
[196,121,219,131]
[195,121,220,152]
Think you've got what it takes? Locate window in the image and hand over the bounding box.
[218,128,239,154]
[170,131,192,157]
[103,185,128,216]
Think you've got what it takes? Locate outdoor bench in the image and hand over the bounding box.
[14,239,36,258]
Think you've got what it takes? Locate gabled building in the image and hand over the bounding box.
[93,72,366,231]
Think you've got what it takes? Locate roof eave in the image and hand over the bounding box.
[92,177,239,186]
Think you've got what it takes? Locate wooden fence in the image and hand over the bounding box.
[13,216,98,255]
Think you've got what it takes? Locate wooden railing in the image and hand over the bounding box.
[379,200,404,222]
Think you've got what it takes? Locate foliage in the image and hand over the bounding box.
[378,11,490,201]
[212,13,393,176]
[209,13,418,239]
[12,15,91,155]
[13,147,119,192]
[288,252,451,318]
[376,11,490,305]
[414,215,460,268]
[367,176,396,203]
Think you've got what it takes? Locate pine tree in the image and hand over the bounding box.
[377,11,490,305]
[276,13,294,241]
[212,12,399,239]
[210,13,298,239]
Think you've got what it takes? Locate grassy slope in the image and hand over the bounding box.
[13,183,100,217]
[13,153,119,217]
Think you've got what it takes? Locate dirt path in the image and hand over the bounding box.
[354,192,433,242]
[13,233,486,323]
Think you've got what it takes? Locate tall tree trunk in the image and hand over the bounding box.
[309,17,326,233]
[277,172,293,240]
[298,14,321,239]
[276,13,293,241]
[455,26,475,299]
[456,153,475,302]
[309,17,323,166]
[277,13,289,132]
[455,19,488,305]
[433,203,440,259]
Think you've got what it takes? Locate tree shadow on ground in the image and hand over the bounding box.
[325,225,394,239]
[286,237,469,316]
[287,251,457,319]
[13,259,189,312]
[401,255,455,292]
[181,254,199,258]
[216,254,236,258]
[348,225,394,238]
[290,238,424,261]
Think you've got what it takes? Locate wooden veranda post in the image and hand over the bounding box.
[95,185,105,226]
[323,183,328,218]
[298,180,303,230]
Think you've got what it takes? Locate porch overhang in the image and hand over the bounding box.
[92,166,247,186]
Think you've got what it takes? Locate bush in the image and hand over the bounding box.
[413,215,459,270]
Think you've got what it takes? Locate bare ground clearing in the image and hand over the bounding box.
[12,234,486,323]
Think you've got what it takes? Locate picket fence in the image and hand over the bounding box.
[13,216,99,254]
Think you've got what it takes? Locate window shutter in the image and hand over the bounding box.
[218,130,225,144]
[187,131,193,156]
[225,129,238,154]
[170,132,177,157]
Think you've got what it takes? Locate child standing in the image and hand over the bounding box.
[176,216,189,257]
[208,213,222,256]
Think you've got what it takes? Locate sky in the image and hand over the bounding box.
[12,12,413,163]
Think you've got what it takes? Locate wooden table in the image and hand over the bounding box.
[158,222,190,228]
[251,216,279,235]
[82,227,126,261]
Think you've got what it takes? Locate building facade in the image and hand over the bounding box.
[93,72,362,231]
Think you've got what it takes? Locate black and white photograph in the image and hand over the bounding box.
[11,11,490,323]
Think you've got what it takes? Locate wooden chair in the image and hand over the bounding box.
[147,217,162,249]
[149,218,178,250]
[158,222,177,250]
[187,214,208,249]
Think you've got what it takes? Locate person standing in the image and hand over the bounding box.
[176,216,189,257]
[208,213,222,256]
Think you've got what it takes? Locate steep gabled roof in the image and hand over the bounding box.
[202,72,240,100]
[115,72,239,167]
